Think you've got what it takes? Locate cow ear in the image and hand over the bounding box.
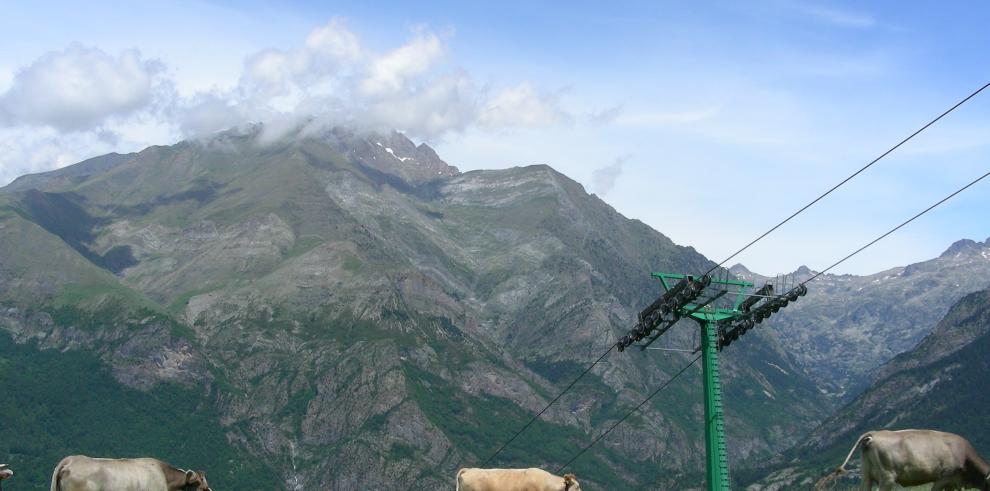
[185,470,198,483]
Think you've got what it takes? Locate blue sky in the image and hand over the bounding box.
[0,1,988,275]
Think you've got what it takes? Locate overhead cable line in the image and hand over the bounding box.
[474,81,989,477]
[704,80,990,277]
[802,170,990,285]
[479,343,617,467]
[555,354,701,474]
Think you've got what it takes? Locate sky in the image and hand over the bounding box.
[0,1,988,275]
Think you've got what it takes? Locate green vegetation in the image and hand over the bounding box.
[239,304,473,354]
[45,296,196,343]
[53,282,158,311]
[388,442,417,461]
[282,234,325,260]
[524,358,584,384]
[298,308,418,345]
[18,189,138,273]
[403,364,659,489]
[167,283,226,314]
[283,381,318,431]
[0,331,281,490]
[341,253,365,273]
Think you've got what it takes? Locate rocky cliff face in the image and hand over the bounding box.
[743,287,990,490]
[802,287,990,451]
[731,240,990,400]
[0,125,827,490]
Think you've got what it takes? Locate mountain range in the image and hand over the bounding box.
[0,126,827,490]
[0,124,986,490]
[745,285,990,490]
[731,239,990,400]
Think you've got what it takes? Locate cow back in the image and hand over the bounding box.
[56,456,169,491]
[457,468,564,491]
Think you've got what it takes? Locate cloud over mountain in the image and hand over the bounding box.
[173,20,570,140]
[0,44,168,131]
[591,155,628,196]
[0,19,573,184]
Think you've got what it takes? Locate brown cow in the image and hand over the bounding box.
[51,455,211,491]
[817,429,990,491]
[456,468,581,491]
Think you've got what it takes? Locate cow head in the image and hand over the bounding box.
[183,470,211,491]
[563,473,581,491]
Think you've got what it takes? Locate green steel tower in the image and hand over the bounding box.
[618,272,807,491]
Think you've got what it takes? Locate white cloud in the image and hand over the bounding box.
[242,49,297,99]
[480,83,570,128]
[174,19,571,141]
[0,115,179,186]
[362,71,479,139]
[0,18,577,184]
[173,90,247,137]
[239,19,363,102]
[0,127,112,184]
[591,155,629,196]
[359,30,445,96]
[0,44,166,131]
[304,19,363,64]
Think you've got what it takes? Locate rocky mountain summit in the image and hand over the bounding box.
[0,125,826,490]
[730,238,990,399]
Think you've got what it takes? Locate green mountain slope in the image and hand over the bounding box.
[0,125,828,490]
[0,330,280,490]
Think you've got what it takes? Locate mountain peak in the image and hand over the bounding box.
[939,238,985,259]
[728,263,760,282]
[331,128,459,184]
[3,152,134,193]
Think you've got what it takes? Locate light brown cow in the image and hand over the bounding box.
[50,455,211,491]
[816,429,990,491]
[456,468,581,491]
